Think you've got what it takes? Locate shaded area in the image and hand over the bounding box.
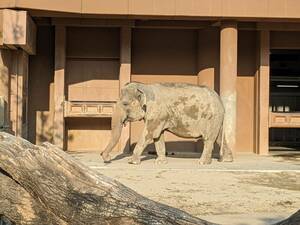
[132,28,197,76]
[269,49,300,149]
[28,26,54,144]
[109,140,222,163]
[0,216,15,225]
[270,149,300,166]
[241,172,300,191]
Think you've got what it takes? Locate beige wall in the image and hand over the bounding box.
[65,27,120,151]
[28,26,122,151]
[66,60,120,101]
[197,28,220,91]
[66,117,117,152]
[132,28,197,77]
[66,27,120,102]
[66,27,120,58]
[26,22,268,154]
[28,26,54,144]
[236,30,257,152]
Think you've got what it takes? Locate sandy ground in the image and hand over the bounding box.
[72,151,300,225]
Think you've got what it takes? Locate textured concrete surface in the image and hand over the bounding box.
[71,151,300,225]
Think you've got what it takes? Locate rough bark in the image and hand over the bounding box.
[0,132,216,225]
[0,132,299,225]
[0,171,66,225]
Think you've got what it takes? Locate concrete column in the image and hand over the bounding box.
[0,49,11,131]
[256,30,270,155]
[10,51,17,134]
[17,51,29,138]
[119,26,131,153]
[10,50,29,137]
[53,26,66,149]
[220,21,238,153]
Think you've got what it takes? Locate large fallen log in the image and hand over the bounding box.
[0,132,299,225]
[0,170,66,225]
[0,132,216,225]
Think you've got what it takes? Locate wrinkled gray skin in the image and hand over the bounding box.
[101,82,233,165]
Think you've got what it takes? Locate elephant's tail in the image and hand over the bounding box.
[218,119,225,159]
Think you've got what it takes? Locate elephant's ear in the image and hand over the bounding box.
[134,83,155,107]
[136,88,146,107]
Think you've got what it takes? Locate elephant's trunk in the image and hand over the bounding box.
[101,101,126,162]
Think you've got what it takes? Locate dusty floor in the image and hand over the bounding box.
[72,151,300,225]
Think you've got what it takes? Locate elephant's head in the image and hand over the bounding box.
[101,82,153,162]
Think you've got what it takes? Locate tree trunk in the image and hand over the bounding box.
[0,171,66,225]
[0,132,298,225]
[0,132,216,225]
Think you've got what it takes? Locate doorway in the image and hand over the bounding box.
[269,50,300,150]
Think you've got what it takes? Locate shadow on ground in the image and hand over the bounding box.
[270,150,300,166]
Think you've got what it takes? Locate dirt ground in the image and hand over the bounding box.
[72,151,300,225]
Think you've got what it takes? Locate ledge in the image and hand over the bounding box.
[1,0,300,20]
[64,101,115,118]
[0,9,36,55]
[269,112,300,128]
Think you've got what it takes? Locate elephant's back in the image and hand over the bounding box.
[155,83,222,105]
[156,82,216,95]
[151,83,224,118]
[151,83,224,138]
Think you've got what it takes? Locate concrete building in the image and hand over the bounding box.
[1,1,300,155]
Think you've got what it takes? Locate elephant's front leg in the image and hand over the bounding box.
[128,127,153,165]
[154,133,168,164]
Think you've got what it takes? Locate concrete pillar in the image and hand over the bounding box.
[10,50,29,137]
[0,49,11,131]
[256,30,270,155]
[10,51,17,134]
[17,51,29,138]
[53,26,66,149]
[220,21,238,153]
[119,26,131,153]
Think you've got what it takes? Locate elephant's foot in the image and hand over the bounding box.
[101,152,111,163]
[155,157,168,165]
[128,154,141,165]
[218,153,233,162]
[198,157,212,165]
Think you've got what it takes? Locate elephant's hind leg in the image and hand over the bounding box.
[218,141,234,162]
[199,139,214,165]
[154,133,168,164]
[216,126,234,162]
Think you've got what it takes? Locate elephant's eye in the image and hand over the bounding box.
[122,101,129,106]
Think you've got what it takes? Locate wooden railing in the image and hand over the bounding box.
[64,101,115,118]
[269,112,300,128]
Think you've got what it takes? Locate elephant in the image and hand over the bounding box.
[101,82,233,165]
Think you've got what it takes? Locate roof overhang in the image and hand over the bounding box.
[0,9,36,55]
[1,0,300,21]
